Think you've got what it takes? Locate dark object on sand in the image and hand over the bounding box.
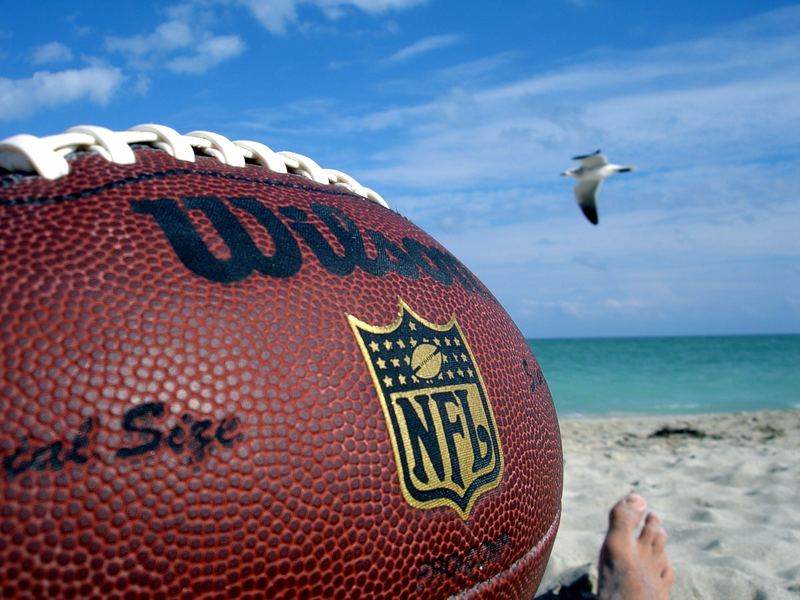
[649,426,707,439]
[536,572,595,599]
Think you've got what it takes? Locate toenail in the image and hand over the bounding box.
[625,494,646,510]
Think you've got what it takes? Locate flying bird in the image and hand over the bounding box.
[561,150,636,225]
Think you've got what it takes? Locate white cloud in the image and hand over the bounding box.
[132,74,152,95]
[222,4,800,335]
[106,21,194,61]
[604,298,645,311]
[435,52,516,85]
[332,0,426,10]
[167,35,246,73]
[237,0,427,34]
[0,67,124,120]
[31,41,74,65]
[105,7,244,74]
[387,34,461,63]
[429,169,800,335]
[332,6,800,195]
[236,0,304,34]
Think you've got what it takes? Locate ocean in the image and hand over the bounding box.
[527,334,800,416]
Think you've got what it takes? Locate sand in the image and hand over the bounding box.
[535,409,800,599]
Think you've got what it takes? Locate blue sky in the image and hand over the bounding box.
[2,0,798,338]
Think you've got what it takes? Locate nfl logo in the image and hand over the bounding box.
[349,300,504,519]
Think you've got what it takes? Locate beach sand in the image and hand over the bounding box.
[535,410,800,599]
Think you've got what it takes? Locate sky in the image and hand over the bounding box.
[1,0,798,338]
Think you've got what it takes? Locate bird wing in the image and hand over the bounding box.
[574,178,602,225]
[576,152,608,169]
[572,149,601,160]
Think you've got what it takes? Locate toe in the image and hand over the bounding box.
[661,562,676,587]
[652,526,668,555]
[639,512,663,547]
[608,493,647,534]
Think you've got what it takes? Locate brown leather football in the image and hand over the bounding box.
[0,125,562,599]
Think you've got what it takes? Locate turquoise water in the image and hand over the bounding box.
[527,334,800,416]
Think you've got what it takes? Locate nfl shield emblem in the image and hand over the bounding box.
[348,300,504,519]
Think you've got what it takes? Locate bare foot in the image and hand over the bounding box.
[597,494,675,600]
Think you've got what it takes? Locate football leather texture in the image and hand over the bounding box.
[0,141,562,599]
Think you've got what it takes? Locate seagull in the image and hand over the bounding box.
[561,150,636,225]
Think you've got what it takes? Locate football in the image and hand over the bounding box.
[0,125,562,599]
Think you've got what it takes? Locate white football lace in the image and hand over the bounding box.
[0,124,388,208]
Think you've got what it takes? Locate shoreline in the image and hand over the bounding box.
[555,408,800,422]
[557,406,800,418]
[536,409,800,599]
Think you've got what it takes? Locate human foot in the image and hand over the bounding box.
[597,494,675,600]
